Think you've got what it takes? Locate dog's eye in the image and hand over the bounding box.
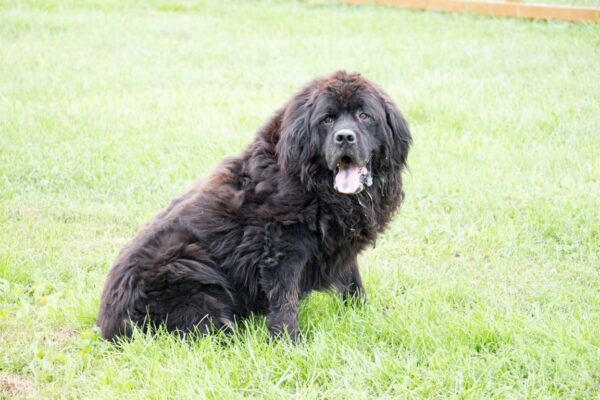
[323,116,334,124]
[358,112,370,121]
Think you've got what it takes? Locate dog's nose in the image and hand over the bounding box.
[334,129,356,145]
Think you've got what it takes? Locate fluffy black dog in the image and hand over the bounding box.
[98,71,412,341]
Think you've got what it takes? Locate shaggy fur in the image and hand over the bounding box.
[97,71,412,341]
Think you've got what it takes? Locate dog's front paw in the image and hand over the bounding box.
[342,284,367,307]
[267,311,300,343]
[269,322,300,343]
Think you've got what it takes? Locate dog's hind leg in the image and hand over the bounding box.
[139,257,239,336]
[98,240,238,340]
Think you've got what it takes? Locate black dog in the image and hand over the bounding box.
[98,71,412,341]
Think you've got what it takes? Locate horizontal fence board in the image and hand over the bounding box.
[343,0,600,21]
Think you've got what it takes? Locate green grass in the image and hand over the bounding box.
[1,0,599,398]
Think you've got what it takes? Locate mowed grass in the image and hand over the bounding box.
[1,0,599,398]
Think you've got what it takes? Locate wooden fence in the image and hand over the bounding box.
[342,0,600,21]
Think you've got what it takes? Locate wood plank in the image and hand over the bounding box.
[343,0,600,21]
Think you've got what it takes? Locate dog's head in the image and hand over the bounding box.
[276,71,411,195]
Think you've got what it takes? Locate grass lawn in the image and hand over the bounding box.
[1,0,599,398]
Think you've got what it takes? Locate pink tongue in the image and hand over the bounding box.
[335,165,362,194]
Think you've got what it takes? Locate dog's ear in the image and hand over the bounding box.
[379,91,412,171]
[372,89,412,205]
[276,83,318,178]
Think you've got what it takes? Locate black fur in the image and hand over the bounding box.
[97,71,412,341]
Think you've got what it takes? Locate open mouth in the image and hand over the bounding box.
[333,156,373,194]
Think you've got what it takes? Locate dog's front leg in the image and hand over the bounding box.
[260,224,315,342]
[339,256,367,306]
[260,249,307,342]
[260,223,318,342]
[267,291,300,342]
